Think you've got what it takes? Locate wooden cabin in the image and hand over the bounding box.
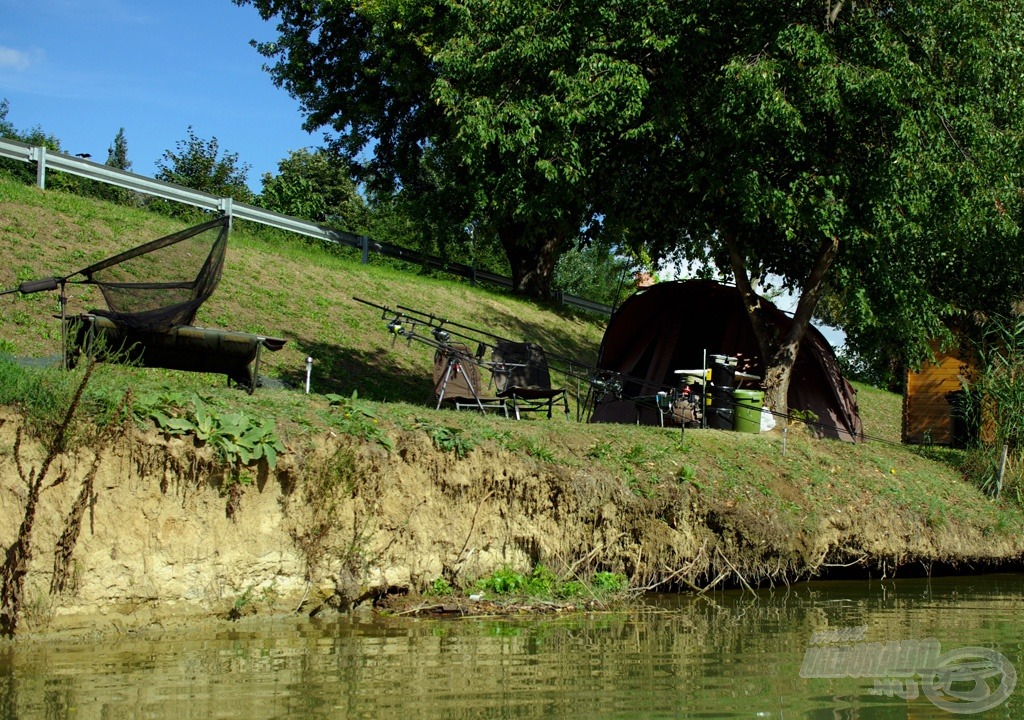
[902,340,977,446]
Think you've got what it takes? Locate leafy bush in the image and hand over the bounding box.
[477,567,528,595]
[963,315,1024,497]
[325,391,394,451]
[90,387,287,473]
[157,398,285,469]
[415,418,475,458]
[592,571,627,593]
[427,577,454,596]
[474,565,629,600]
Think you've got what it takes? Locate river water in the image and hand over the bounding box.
[1,574,1021,719]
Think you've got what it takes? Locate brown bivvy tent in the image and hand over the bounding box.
[590,280,863,441]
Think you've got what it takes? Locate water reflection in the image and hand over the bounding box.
[1,575,1021,719]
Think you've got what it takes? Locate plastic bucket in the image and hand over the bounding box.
[711,357,736,387]
[708,385,734,430]
[732,389,765,433]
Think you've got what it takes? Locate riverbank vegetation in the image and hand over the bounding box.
[2,178,1024,636]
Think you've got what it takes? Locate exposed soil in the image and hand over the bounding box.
[1,408,1022,638]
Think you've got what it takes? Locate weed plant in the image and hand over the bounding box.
[468,565,629,601]
[0,357,78,441]
[962,315,1024,497]
[326,391,394,450]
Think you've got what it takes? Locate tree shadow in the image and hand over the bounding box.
[401,301,603,371]
[278,332,437,405]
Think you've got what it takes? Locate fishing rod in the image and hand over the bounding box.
[355,296,691,421]
[395,302,596,377]
[352,296,460,348]
[353,296,508,412]
[396,303,512,345]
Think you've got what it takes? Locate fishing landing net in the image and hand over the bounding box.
[77,214,229,331]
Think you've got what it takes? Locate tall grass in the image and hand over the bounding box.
[962,315,1024,497]
[0,357,78,439]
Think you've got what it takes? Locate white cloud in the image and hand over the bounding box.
[0,46,34,71]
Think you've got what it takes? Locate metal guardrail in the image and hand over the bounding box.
[0,137,608,314]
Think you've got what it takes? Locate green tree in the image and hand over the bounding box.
[259,148,366,229]
[156,126,253,204]
[0,98,14,139]
[234,0,661,298]
[611,1,1024,415]
[106,128,131,171]
[553,239,639,309]
[0,98,65,186]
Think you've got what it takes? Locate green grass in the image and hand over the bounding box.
[1,173,1023,555]
[0,177,605,414]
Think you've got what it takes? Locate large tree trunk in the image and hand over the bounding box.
[725,233,840,425]
[498,222,564,300]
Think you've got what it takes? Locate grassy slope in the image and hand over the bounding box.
[1,176,1021,574]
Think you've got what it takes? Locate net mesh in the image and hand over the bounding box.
[77,215,229,331]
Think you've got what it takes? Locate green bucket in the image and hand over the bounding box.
[732,389,765,433]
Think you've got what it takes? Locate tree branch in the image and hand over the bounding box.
[785,235,840,349]
[724,231,772,362]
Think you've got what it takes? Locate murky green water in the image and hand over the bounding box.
[2,575,1022,719]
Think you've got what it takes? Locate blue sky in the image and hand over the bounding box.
[0,0,315,192]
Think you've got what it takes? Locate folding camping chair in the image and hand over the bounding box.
[489,340,570,419]
[433,342,507,414]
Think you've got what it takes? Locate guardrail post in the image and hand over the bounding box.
[360,235,370,264]
[32,146,46,189]
[218,197,233,225]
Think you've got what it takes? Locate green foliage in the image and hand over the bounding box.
[790,409,820,432]
[622,444,648,464]
[592,571,627,593]
[127,389,190,428]
[0,98,13,138]
[0,98,67,188]
[475,565,628,600]
[92,388,286,472]
[0,357,76,439]
[156,126,254,207]
[476,567,527,595]
[325,391,394,451]
[157,396,285,469]
[500,436,554,463]
[553,239,638,307]
[106,128,131,171]
[258,148,367,229]
[417,420,474,459]
[427,577,454,597]
[676,464,698,483]
[88,385,191,430]
[963,315,1024,497]
[235,0,657,297]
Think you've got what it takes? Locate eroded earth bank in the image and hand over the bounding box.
[2,409,1022,637]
